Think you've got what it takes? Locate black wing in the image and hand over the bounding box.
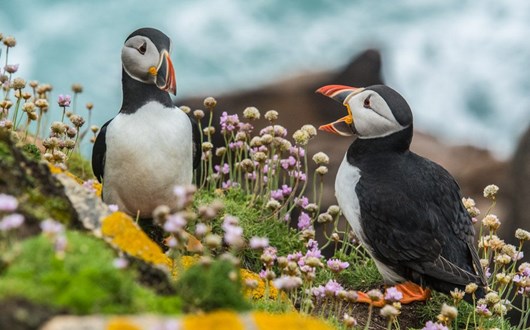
[357,153,486,290]
[91,119,112,183]
[188,114,201,170]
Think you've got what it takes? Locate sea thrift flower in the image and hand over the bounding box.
[108,204,119,212]
[82,180,96,193]
[203,96,217,109]
[57,94,71,107]
[12,77,25,89]
[515,228,530,241]
[301,124,317,137]
[367,289,384,302]
[343,313,357,328]
[380,305,400,319]
[220,111,240,133]
[476,304,492,317]
[113,257,129,269]
[327,258,350,273]
[40,219,64,235]
[292,129,310,145]
[422,321,449,330]
[0,194,18,212]
[192,223,208,237]
[163,213,186,233]
[324,279,343,297]
[249,236,269,249]
[264,110,278,122]
[483,184,499,199]
[0,213,24,231]
[312,152,329,165]
[297,212,311,230]
[482,214,501,231]
[243,106,260,120]
[4,64,19,74]
[385,286,403,302]
[272,276,303,291]
[316,166,328,175]
[3,36,16,47]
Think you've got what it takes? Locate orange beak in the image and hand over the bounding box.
[156,50,177,95]
[316,84,363,136]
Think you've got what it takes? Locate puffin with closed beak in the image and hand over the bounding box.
[317,84,486,303]
[92,27,200,218]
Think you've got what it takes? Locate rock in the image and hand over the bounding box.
[0,130,78,236]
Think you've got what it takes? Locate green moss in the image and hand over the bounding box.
[21,144,41,161]
[67,152,94,181]
[0,231,181,315]
[251,298,293,314]
[194,189,303,272]
[24,189,72,225]
[176,259,251,313]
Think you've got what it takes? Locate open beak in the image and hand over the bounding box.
[155,50,176,95]
[316,85,364,136]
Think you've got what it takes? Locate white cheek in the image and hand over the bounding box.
[121,47,159,83]
[353,109,403,137]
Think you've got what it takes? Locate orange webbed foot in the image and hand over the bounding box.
[394,282,431,304]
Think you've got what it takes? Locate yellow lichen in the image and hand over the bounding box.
[252,312,333,330]
[106,318,141,330]
[183,310,244,330]
[47,163,102,197]
[240,268,279,300]
[101,212,172,269]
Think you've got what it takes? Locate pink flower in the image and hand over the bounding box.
[195,223,208,236]
[272,276,302,291]
[384,286,403,302]
[215,163,230,175]
[327,258,350,273]
[0,193,18,212]
[295,196,309,208]
[113,257,129,269]
[163,213,186,233]
[312,285,326,299]
[297,212,311,230]
[280,156,297,170]
[82,180,96,193]
[108,204,119,212]
[422,321,448,330]
[249,236,269,249]
[270,189,284,201]
[4,64,19,74]
[324,279,344,296]
[57,94,71,107]
[0,213,24,231]
[40,219,64,235]
[220,111,240,133]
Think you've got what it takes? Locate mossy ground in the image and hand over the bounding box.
[0,231,181,315]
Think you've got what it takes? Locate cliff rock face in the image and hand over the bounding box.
[510,124,530,252]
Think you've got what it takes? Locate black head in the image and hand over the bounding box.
[121,27,176,95]
[317,84,413,139]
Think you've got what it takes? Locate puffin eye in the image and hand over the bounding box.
[138,42,147,55]
[363,96,371,109]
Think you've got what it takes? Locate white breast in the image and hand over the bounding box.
[103,102,193,217]
[336,154,363,241]
[335,154,405,284]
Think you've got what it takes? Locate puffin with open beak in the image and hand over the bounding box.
[317,84,486,304]
[92,27,200,219]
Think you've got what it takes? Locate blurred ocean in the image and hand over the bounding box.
[2,0,530,157]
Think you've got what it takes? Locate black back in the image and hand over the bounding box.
[347,126,486,295]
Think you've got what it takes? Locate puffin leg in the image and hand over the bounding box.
[355,291,386,307]
[394,282,431,303]
[354,282,430,306]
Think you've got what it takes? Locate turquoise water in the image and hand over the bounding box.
[2,0,530,157]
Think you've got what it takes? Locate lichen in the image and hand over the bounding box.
[101,212,173,269]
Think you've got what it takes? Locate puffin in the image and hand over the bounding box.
[92,28,200,218]
[317,84,487,303]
